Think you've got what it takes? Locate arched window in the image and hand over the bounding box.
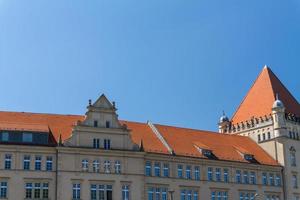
[290,147,296,167]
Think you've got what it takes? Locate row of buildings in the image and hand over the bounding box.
[0,66,299,199]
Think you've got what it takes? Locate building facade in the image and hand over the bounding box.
[0,66,298,200]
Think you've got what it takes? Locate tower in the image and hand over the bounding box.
[218,111,230,133]
[272,94,287,138]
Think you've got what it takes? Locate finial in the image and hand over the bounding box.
[88,99,92,106]
[264,64,268,69]
[276,93,279,100]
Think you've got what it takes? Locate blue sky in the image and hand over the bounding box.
[0,0,300,131]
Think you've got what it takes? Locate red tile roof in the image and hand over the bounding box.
[232,66,300,124]
[0,111,278,166]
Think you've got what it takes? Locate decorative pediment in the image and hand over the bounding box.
[91,94,115,110]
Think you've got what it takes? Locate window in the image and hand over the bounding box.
[162,188,167,200]
[104,160,111,173]
[267,132,271,139]
[122,185,130,200]
[154,162,161,177]
[292,175,298,188]
[104,139,111,150]
[223,192,228,200]
[262,172,268,185]
[1,132,8,142]
[250,172,256,184]
[163,163,169,177]
[148,188,154,200]
[155,188,160,200]
[262,133,266,141]
[145,161,152,176]
[22,133,32,142]
[46,156,53,171]
[239,192,256,200]
[275,174,281,186]
[269,173,274,186]
[236,170,241,183]
[115,160,121,174]
[194,166,200,181]
[194,191,199,200]
[25,183,33,198]
[42,183,49,199]
[82,159,89,171]
[181,189,186,200]
[290,148,296,166]
[34,183,41,198]
[211,191,227,200]
[106,121,110,128]
[35,156,42,170]
[4,154,11,170]
[186,166,191,179]
[93,160,100,173]
[0,182,7,198]
[211,191,215,200]
[24,155,30,170]
[94,120,98,127]
[187,190,192,200]
[223,169,229,182]
[216,168,221,182]
[178,165,183,178]
[208,167,213,181]
[93,138,100,149]
[72,183,81,200]
[243,171,249,184]
[289,131,292,138]
[258,134,261,142]
[91,184,97,200]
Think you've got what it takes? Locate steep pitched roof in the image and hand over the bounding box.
[232,66,300,124]
[0,111,278,166]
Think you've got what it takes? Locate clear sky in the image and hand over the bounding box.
[0,0,300,131]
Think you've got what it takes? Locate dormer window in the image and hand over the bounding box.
[1,132,8,142]
[22,133,32,143]
[244,154,254,161]
[106,121,110,128]
[203,149,213,157]
[93,120,98,127]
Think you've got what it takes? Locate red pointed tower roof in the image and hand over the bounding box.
[232,66,300,124]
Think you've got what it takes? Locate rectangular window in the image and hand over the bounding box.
[154,162,161,177]
[104,139,111,150]
[208,167,213,181]
[115,160,121,174]
[216,168,221,182]
[162,188,168,200]
[73,183,81,199]
[35,156,42,170]
[236,170,241,183]
[145,161,152,176]
[187,190,192,200]
[178,165,183,178]
[91,184,97,200]
[211,191,215,200]
[223,191,228,200]
[262,172,268,185]
[22,133,32,142]
[82,159,89,171]
[0,182,7,198]
[93,160,100,173]
[46,156,53,171]
[269,173,274,186]
[223,169,229,182]
[148,188,154,200]
[155,188,160,200]
[106,121,110,128]
[122,185,130,200]
[194,191,199,200]
[186,166,191,179]
[24,155,31,170]
[181,189,186,200]
[250,172,256,184]
[163,163,169,177]
[94,120,98,127]
[243,171,249,184]
[1,132,8,142]
[42,183,49,199]
[34,183,41,198]
[93,138,100,149]
[104,160,111,173]
[293,175,298,188]
[4,154,12,170]
[25,183,33,198]
[258,134,261,142]
[275,174,281,186]
[194,166,200,181]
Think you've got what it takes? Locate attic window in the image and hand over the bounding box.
[203,149,213,157]
[244,154,254,161]
[106,121,110,128]
[94,120,98,127]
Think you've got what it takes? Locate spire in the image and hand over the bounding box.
[232,66,300,123]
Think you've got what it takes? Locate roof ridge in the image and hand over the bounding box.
[0,110,84,117]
